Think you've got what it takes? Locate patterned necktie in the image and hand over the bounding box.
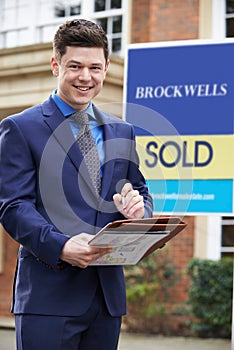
[72,111,101,196]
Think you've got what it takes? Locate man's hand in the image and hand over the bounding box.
[60,233,112,268]
[113,182,145,219]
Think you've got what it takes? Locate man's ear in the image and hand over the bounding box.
[105,60,110,73]
[103,60,110,78]
[50,57,59,77]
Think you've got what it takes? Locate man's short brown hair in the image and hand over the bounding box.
[53,19,109,63]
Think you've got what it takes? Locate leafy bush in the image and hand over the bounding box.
[124,250,177,333]
[187,258,233,338]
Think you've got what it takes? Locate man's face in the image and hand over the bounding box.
[51,46,109,111]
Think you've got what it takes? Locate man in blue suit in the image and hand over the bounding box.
[0,19,153,349]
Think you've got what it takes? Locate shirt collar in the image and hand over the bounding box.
[52,90,95,119]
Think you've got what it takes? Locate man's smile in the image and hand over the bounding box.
[74,86,93,91]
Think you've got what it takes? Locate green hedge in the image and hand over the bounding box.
[187,258,233,338]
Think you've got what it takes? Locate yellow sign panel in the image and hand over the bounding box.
[136,135,234,180]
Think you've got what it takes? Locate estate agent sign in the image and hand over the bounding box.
[124,40,234,214]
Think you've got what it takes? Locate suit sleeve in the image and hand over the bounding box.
[0,118,69,266]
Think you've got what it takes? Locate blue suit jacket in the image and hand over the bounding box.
[0,96,153,317]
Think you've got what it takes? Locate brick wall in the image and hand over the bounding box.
[164,216,195,334]
[171,216,195,300]
[131,0,199,43]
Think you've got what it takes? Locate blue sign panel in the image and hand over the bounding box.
[124,40,234,214]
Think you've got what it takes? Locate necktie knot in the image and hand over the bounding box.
[72,111,89,125]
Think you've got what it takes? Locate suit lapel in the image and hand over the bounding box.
[42,98,95,197]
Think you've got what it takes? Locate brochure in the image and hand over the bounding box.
[89,217,187,265]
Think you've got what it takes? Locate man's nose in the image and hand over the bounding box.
[78,67,91,81]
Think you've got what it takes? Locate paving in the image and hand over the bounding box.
[0,328,231,350]
[118,332,231,350]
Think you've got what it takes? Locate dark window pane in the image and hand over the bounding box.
[111,0,122,9]
[70,5,81,16]
[226,0,234,14]
[226,18,234,37]
[222,252,234,258]
[96,18,107,32]
[222,226,234,246]
[113,16,122,33]
[112,37,121,52]
[54,2,81,18]
[95,0,106,12]
[54,6,65,17]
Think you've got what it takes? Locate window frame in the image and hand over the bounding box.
[221,217,234,257]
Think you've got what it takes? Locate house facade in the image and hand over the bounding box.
[0,0,233,332]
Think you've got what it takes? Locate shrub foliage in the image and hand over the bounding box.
[187,258,233,338]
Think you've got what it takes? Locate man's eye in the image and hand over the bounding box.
[70,65,79,69]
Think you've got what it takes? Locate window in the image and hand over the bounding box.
[0,0,127,55]
[54,0,81,17]
[94,0,123,53]
[226,0,234,37]
[0,0,32,48]
[221,217,234,258]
